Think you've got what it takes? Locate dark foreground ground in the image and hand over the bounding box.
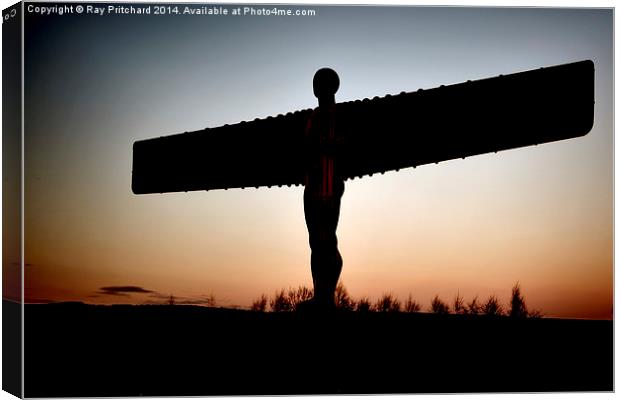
[23,302,612,397]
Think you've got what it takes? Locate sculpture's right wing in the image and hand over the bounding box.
[335,60,595,180]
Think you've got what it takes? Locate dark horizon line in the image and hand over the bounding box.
[16,299,613,321]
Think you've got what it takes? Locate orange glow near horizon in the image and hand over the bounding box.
[22,146,613,319]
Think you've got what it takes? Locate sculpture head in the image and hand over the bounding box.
[313,68,340,105]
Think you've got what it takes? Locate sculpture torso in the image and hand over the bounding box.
[304,106,343,199]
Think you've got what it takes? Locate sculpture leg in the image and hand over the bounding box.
[303,181,344,307]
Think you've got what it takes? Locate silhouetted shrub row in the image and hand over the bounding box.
[251,282,542,318]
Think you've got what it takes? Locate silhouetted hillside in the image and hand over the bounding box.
[22,301,612,397]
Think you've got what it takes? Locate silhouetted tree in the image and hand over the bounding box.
[251,294,268,312]
[404,294,422,313]
[467,296,481,315]
[375,293,401,313]
[430,295,450,314]
[509,282,528,319]
[168,295,175,306]
[335,283,355,311]
[453,292,466,314]
[287,286,313,311]
[482,295,504,317]
[356,297,372,312]
[528,309,543,319]
[270,289,293,312]
[205,293,216,308]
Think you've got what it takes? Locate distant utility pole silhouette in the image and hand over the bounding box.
[132,60,594,311]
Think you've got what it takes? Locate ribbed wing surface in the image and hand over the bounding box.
[132,109,312,194]
[336,60,594,179]
[132,60,594,194]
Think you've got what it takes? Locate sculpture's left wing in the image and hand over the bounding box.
[132,109,312,194]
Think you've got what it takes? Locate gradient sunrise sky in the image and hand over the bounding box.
[14,4,612,318]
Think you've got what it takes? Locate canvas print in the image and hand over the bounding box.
[2,2,613,397]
